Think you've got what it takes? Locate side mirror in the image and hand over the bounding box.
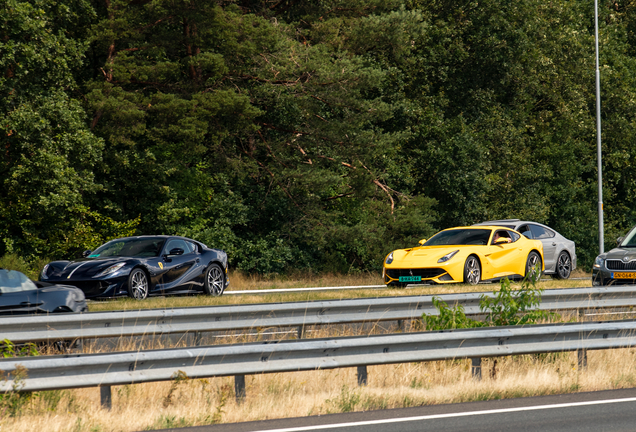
[168,248,184,256]
[418,239,427,245]
[617,237,624,247]
[494,238,509,244]
[82,250,92,258]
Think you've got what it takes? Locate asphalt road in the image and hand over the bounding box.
[159,388,636,432]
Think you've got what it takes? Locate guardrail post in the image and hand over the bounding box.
[578,349,588,370]
[471,357,482,380]
[397,320,404,331]
[100,385,112,410]
[235,374,246,404]
[194,332,203,346]
[297,325,305,339]
[357,365,368,386]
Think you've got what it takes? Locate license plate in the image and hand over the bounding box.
[613,272,636,279]
[399,276,422,282]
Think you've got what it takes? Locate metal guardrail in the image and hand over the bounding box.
[1,285,636,344]
[1,319,636,408]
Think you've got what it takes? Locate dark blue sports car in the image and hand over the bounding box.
[40,236,229,300]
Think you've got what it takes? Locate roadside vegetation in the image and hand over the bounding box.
[3,0,636,275]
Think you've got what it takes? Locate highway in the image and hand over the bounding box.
[171,388,636,432]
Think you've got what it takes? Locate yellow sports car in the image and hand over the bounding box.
[383,226,544,286]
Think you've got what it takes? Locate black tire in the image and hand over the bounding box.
[463,256,481,285]
[127,268,149,300]
[204,263,225,296]
[554,251,572,279]
[525,251,542,281]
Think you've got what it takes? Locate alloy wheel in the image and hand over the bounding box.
[466,257,480,285]
[557,253,571,279]
[131,271,148,300]
[526,253,541,281]
[207,266,224,296]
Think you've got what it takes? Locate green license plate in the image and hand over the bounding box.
[399,276,422,282]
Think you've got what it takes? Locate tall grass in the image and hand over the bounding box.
[3,346,636,431]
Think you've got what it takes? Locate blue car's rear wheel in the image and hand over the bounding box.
[204,263,225,296]
[127,268,149,300]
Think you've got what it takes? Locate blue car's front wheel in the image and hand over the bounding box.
[127,268,149,300]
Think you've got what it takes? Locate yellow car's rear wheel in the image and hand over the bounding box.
[463,256,481,285]
[525,251,542,281]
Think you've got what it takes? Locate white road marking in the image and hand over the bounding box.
[246,397,636,432]
[225,285,387,295]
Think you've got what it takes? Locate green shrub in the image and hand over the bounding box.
[423,269,557,330]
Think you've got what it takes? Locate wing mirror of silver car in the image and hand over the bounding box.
[617,237,624,247]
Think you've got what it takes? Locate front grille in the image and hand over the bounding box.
[61,280,110,297]
[386,268,446,279]
[606,260,636,271]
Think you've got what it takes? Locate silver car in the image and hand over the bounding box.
[473,219,577,279]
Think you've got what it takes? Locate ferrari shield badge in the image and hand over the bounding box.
[158,262,163,270]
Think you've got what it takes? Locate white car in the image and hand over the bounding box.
[473,219,576,279]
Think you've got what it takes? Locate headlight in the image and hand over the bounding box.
[94,262,126,278]
[41,264,50,280]
[438,250,459,263]
[593,256,605,269]
[385,252,394,264]
[70,289,84,302]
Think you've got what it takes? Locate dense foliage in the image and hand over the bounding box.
[2,0,635,273]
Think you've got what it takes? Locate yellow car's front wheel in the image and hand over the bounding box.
[463,256,481,285]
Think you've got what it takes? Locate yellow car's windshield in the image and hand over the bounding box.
[424,229,491,246]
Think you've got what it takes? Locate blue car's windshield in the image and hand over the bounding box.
[90,238,166,258]
[620,227,636,248]
[0,269,37,293]
[424,229,491,246]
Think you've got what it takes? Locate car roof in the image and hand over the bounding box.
[441,225,517,231]
[105,235,195,242]
[473,220,553,228]
[101,235,209,249]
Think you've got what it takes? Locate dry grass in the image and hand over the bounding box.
[87,270,593,312]
[4,345,636,431]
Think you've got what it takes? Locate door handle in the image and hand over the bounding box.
[552,243,556,246]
